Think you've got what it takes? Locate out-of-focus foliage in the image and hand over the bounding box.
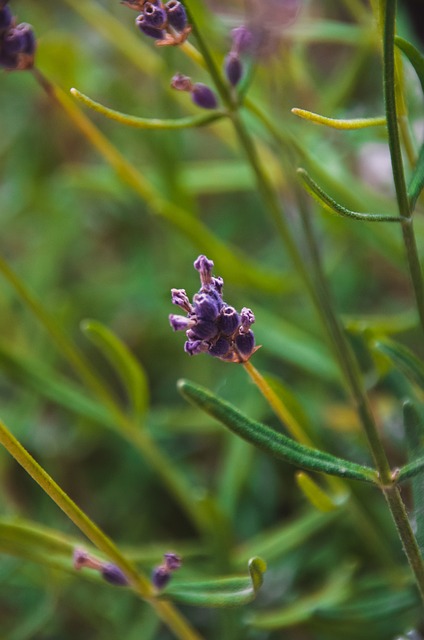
[1,0,424,638]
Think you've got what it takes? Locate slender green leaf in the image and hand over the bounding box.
[81,319,149,421]
[162,557,266,607]
[177,380,378,483]
[298,168,403,222]
[408,142,424,210]
[71,88,226,129]
[395,36,424,95]
[292,108,385,129]
[373,338,424,389]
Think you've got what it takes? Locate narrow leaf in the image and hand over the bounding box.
[373,338,424,389]
[395,36,424,95]
[81,319,149,420]
[408,141,424,210]
[71,88,226,129]
[298,168,403,222]
[295,472,342,512]
[162,557,266,607]
[292,108,385,129]
[177,380,378,484]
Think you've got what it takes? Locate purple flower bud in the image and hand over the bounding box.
[187,318,218,341]
[171,288,192,312]
[152,565,171,589]
[193,292,220,320]
[4,23,36,55]
[101,563,130,587]
[208,336,231,358]
[171,72,193,92]
[218,306,240,335]
[169,314,192,332]
[165,0,187,32]
[240,307,255,331]
[184,340,209,356]
[0,5,13,31]
[211,276,224,295]
[136,13,166,39]
[224,52,243,87]
[231,26,253,55]
[235,330,255,358]
[194,255,214,284]
[191,83,218,110]
[164,552,182,570]
[142,2,167,28]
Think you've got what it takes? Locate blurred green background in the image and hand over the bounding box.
[0,0,424,638]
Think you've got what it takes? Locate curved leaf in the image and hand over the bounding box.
[71,88,226,129]
[400,402,424,550]
[162,557,266,607]
[81,319,149,421]
[408,141,424,210]
[298,168,403,223]
[373,338,424,389]
[177,380,378,484]
[292,108,385,129]
[395,36,424,95]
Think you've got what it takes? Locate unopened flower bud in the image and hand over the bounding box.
[209,336,231,357]
[191,83,218,110]
[152,565,171,589]
[194,255,214,283]
[165,0,188,32]
[101,563,130,587]
[1,22,36,70]
[184,339,209,356]
[136,13,166,40]
[224,52,243,87]
[218,306,240,335]
[143,2,167,28]
[231,26,253,55]
[235,330,255,357]
[187,318,218,341]
[164,553,182,570]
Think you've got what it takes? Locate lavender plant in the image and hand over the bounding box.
[1,0,424,638]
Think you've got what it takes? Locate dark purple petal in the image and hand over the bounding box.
[142,2,167,28]
[184,340,209,356]
[165,0,187,31]
[218,306,240,335]
[240,307,255,330]
[191,83,218,110]
[171,288,192,312]
[187,318,218,340]
[208,336,231,358]
[164,552,182,571]
[193,292,220,320]
[0,5,13,31]
[224,52,243,87]
[136,14,166,39]
[152,566,171,589]
[101,563,130,587]
[169,314,192,332]
[235,330,255,357]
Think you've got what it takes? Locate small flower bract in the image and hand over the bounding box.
[169,255,257,363]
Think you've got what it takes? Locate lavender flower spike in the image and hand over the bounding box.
[169,255,258,363]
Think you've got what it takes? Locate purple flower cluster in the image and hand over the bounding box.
[0,2,36,71]
[169,255,257,363]
[123,0,191,47]
[151,552,182,590]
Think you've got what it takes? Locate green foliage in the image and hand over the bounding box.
[1,0,424,639]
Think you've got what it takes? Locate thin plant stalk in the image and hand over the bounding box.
[381,0,424,336]
[0,417,204,640]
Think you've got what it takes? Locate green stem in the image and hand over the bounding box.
[382,0,424,335]
[0,417,204,640]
